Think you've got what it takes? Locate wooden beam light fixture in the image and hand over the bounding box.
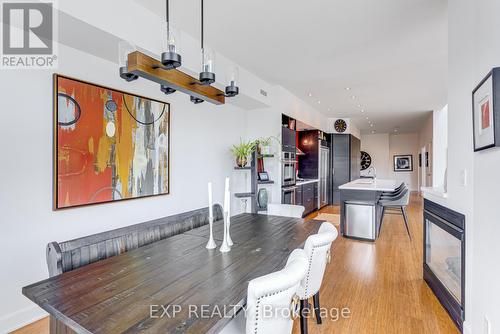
[119,0,239,105]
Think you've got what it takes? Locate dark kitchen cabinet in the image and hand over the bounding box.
[282,127,296,152]
[330,134,361,205]
[295,185,303,206]
[298,182,319,217]
[297,130,319,179]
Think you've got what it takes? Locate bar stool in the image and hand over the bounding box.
[378,188,411,239]
[297,222,339,334]
[219,249,308,334]
[380,182,406,199]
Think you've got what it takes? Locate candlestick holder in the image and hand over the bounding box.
[220,212,231,253]
[227,214,233,246]
[206,216,217,249]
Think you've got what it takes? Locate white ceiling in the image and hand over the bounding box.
[136,0,447,134]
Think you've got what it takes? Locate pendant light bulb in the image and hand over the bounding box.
[161,0,182,70]
[224,65,239,97]
[118,40,138,82]
[198,0,215,85]
[200,48,216,85]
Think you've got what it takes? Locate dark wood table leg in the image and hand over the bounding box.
[50,316,76,334]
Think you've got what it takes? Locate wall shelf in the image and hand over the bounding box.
[257,180,275,184]
[234,192,255,198]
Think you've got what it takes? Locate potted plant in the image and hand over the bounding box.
[230,139,256,167]
[257,137,272,155]
[256,136,280,155]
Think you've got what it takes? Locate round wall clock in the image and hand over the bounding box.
[334,119,347,133]
[360,151,372,170]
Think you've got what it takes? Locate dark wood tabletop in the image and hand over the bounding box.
[23,213,321,334]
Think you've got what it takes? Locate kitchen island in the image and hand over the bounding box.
[339,179,399,241]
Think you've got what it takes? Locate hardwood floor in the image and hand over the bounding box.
[12,193,458,334]
[293,193,459,334]
[10,317,49,334]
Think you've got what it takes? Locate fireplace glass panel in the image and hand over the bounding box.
[425,218,462,303]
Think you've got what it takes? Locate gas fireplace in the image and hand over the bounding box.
[423,199,465,331]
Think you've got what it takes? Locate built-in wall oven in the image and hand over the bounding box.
[423,199,465,331]
[282,152,297,187]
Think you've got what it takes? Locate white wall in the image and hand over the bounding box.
[360,133,390,179]
[445,0,500,333]
[0,3,327,333]
[418,112,433,188]
[432,105,448,188]
[360,132,420,190]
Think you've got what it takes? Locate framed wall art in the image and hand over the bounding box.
[472,67,500,151]
[394,155,413,172]
[54,74,170,209]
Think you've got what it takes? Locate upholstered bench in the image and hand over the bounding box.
[46,205,223,277]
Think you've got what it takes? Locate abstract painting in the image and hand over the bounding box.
[54,75,170,209]
[472,67,500,151]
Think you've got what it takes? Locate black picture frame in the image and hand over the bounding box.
[258,172,269,181]
[472,67,500,152]
[393,155,413,172]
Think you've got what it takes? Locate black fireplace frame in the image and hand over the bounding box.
[423,199,465,332]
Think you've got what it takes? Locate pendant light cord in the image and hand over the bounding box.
[166,0,170,32]
[201,0,204,51]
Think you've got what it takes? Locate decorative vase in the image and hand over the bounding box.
[236,156,247,167]
[257,188,268,210]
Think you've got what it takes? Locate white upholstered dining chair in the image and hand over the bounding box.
[267,203,305,218]
[219,249,308,334]
[297,222,338,334]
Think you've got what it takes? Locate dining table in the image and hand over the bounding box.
[23,213,322,334]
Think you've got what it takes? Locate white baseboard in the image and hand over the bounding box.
[0,305,47,333]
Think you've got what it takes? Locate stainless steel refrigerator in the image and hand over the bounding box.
[319,145,330,208]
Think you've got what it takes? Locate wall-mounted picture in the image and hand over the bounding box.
[258,172,269,181]
[473,67,500,151]
[394,155,413,172]
[54,75,170,209]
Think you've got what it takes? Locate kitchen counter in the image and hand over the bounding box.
[296,179,319,186]
[339,178,398,192]
[338,179,398,242]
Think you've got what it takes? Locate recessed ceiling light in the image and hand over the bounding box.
[345,87,351,91]
[394,129,398,132]
[327,107,331,111]
[360,109,365,113]
[371,130,376,134]
[366,117,369,120]
[317,100,321,104]
[351,95,356,99]
[308,92,312,97]
[370,124,374,127]
[357,104,361,108]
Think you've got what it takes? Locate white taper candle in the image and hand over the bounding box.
[223,177,230,213]
[208,182,213,218]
